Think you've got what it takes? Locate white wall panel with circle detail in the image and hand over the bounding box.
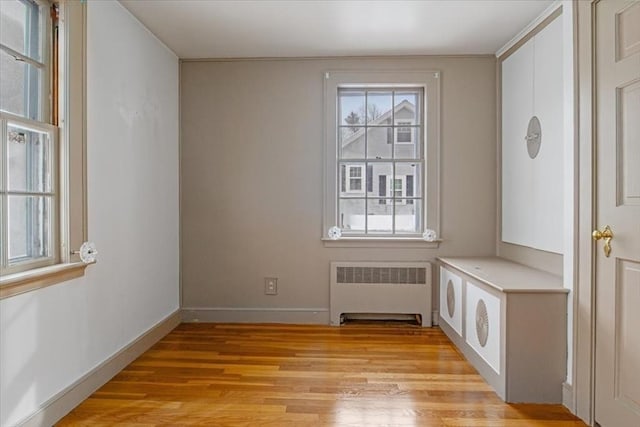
[439,266,463,335]
[501,15,564,254]
[465,282,501,374]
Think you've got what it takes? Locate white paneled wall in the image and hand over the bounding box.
[501,16,564,254]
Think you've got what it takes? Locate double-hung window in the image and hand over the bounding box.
[1,0,87,296]
[1,0,56,274]
[323,71,440,242]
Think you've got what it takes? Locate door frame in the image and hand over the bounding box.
[574,0,599,425]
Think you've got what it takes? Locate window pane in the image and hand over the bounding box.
[394,91,421,124]
[339,126,364,159]
[395,199,422,233]
[8,195,51,263]
[0,0,41,61]
[7,123,52,192]
[395,163,421,198]
[339,198,365,232]
[0,48,41,120]
[339,90,365,126]
[366,126,392,159]
[367,91,392,124]
[394,127,421,159]
[367,199,393,233]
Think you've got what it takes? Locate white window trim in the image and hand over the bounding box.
[322,70,441,245]
[1,0,89,299]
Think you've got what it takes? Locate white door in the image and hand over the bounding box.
[594,1,640,426]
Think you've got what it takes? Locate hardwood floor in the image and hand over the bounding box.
[58,323,586,426]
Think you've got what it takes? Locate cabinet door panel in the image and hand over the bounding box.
[439,267,463,335]
[531,16,564,253]
[501,16,564,254]
[501,38,535,247]
[465,282,501,374]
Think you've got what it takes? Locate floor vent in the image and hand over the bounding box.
[341,313,422,326]
[330,262,432,327]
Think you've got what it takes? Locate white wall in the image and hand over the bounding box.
[0,2,180,426]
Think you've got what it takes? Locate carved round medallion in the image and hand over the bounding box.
[476,299,489,348]
[446,280,455,318]
[526,116,542,159]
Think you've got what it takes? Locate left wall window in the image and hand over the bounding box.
[1,0,57,275]
[1,0,88,297]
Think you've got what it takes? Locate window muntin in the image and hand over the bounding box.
[337,87,424,236]
[1,0,57,274]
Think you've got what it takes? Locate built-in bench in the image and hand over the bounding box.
[437,256,568,403]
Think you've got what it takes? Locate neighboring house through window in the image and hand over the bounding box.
[323,70,440,239]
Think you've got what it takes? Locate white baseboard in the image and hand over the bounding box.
[182,307,330,324]
[562,382,575,414]
[18,310,181,427]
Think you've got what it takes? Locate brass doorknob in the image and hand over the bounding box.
[592,225,613,257]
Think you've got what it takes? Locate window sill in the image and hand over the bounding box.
[322,237,442,249]
[0,261,91,300]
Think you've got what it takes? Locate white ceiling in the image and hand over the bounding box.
[119,0,554,59]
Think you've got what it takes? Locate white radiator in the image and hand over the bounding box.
[330,261,432,327]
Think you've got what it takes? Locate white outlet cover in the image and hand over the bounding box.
[265,278,278,294]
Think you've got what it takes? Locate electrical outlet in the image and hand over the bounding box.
[264,277,278,295]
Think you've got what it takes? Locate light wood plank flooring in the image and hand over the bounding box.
[58,323,586,426]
